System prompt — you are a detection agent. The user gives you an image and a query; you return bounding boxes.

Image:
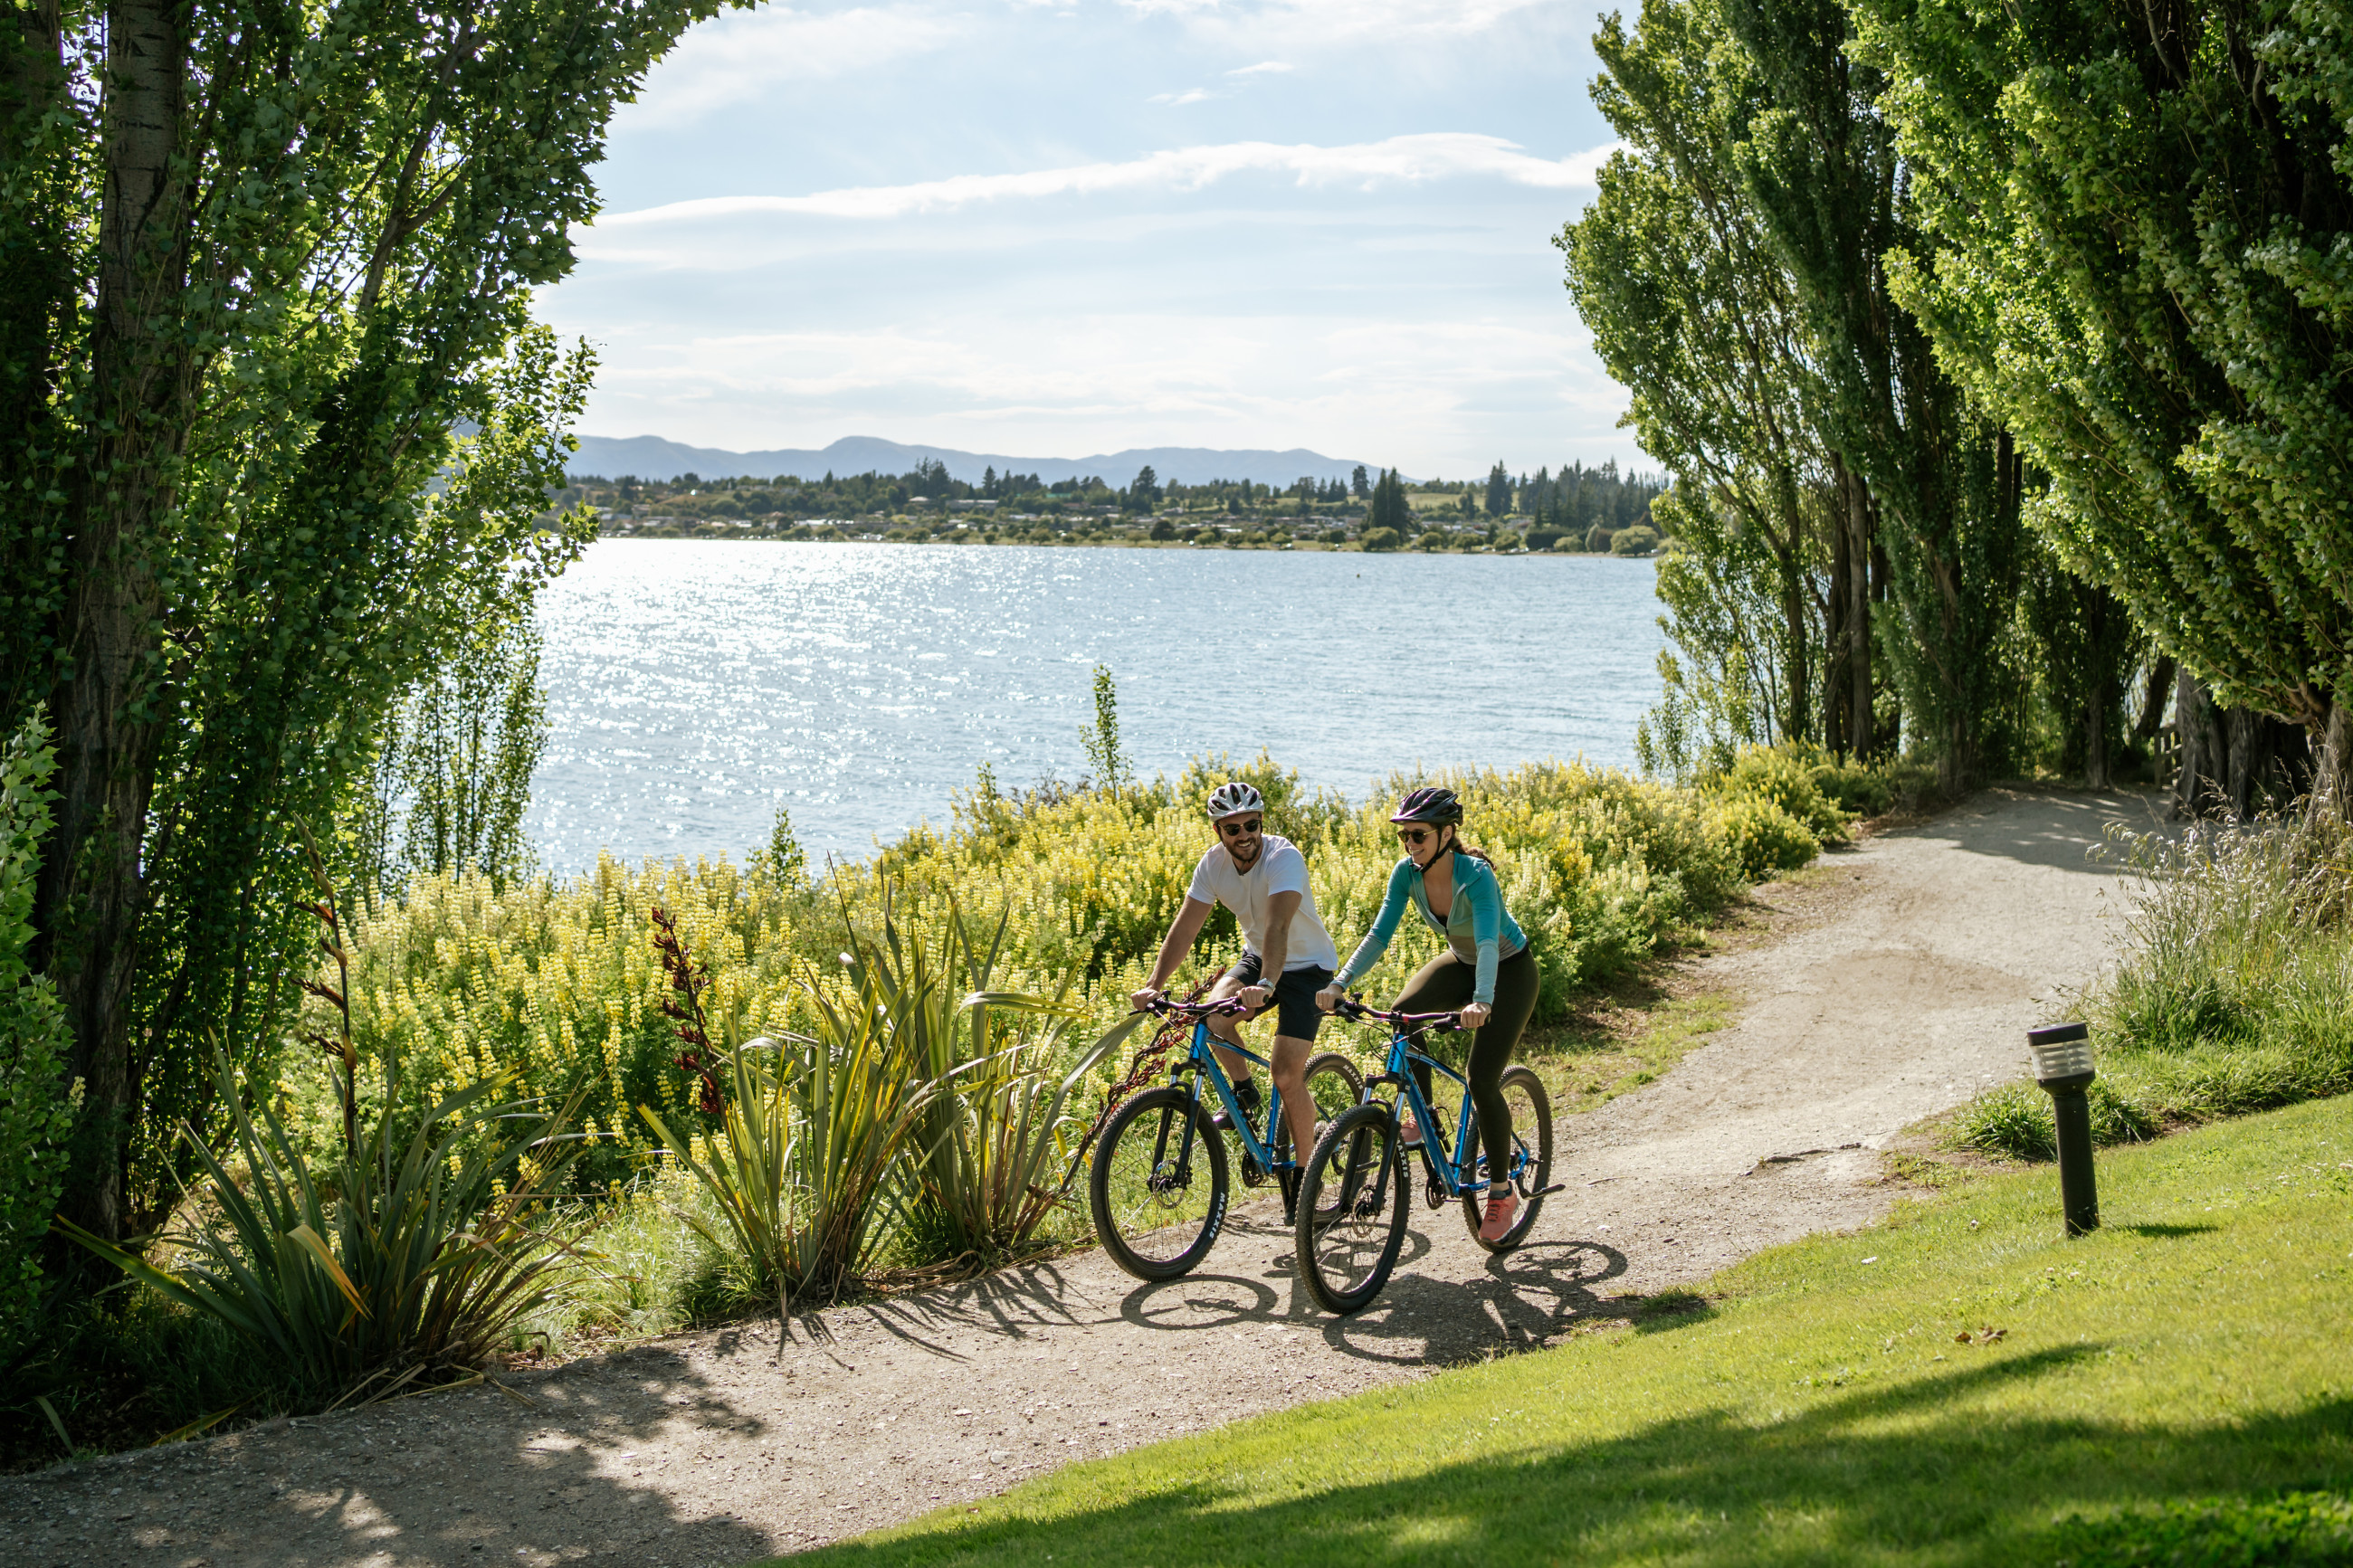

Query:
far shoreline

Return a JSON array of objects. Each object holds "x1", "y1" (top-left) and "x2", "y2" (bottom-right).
[{"x1": 581, "y1": 531, "x2": 1666, "y2": 559}]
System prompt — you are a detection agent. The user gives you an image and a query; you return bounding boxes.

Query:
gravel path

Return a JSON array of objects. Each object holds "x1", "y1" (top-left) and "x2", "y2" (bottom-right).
[{"x1": 0, "y1": 787, "x2": 2161, "y2": 1568}]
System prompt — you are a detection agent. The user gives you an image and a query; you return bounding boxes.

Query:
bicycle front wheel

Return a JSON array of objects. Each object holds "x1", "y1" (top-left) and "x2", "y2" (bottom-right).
[
  {"x1": 1091, "y1": 1086, "x2": 1230, "y2": 1281},
  {"x1": 1461, "y1": 1065, "x2": 1552, "y2": 1254},
  {"x1": 1294, "y1": 1101, "x2": 1410, "y2": 1315}
]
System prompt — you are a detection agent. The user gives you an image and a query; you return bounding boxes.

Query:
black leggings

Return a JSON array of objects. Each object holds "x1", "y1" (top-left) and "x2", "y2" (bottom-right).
[{"x1": 1395, "y1": 946, "x2": 1540, "y2": 1186}]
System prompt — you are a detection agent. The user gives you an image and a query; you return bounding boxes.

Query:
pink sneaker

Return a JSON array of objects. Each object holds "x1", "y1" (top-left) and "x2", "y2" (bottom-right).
[{"x1": 1478, "y1": 1191, "x2": 1519, "y2": 1242}]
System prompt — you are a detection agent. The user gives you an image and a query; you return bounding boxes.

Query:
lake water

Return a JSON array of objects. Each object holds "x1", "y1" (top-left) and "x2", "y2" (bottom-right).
[{"x1": 529, "y1": 541, "x2": 1667, "y2": 871}]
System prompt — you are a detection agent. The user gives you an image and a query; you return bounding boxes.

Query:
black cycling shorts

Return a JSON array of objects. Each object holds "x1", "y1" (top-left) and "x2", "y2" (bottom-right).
[{"x1": 1229, "y1": 952, "x2": 1331, "y2": 1041}]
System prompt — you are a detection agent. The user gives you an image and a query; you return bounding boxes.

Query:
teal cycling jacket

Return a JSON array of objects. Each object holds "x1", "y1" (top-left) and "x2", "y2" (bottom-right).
[{"x1": 1331, "y1": 851, "x2": 1528, "y2": 1005}]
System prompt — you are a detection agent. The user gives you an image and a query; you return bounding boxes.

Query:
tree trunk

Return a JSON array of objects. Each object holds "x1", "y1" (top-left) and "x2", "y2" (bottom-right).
[
  {"x1": 35, "y1": 0, "x2": 188, "y2": 1249},
  {"x1": 2172, "y1": 670, "x2": 2312, "y2": 819},
  {"x1": 1826, "y1": 465, "x2": 1853, "y2": 756},
  {"x1": 2132, "y1": 654, "x2": 2177, "y2": 746},
  {"x1": 2082, "y1": 589, "x2": 2111, "y2": 789},
  {"x1": 1780, "y1": 557, "x2": 1811, "y2": 746},
  {"x1": 1834, "y1": 454, "x2": 1874, "y2": 758},
  {"x1": 2084, "y1": 682, "x2": 2110, "y2": 788},
  {"x1": 2316, "y1": 699, "x2": 2352, "y2": 821}
]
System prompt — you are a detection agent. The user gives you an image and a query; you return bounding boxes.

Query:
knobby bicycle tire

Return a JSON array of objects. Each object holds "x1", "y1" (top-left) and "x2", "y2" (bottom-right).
[
  {"x1": 1294, "y1": 1101, "x2": 1410, "y2": 1315},
  {"x1": 1091, "y1": 1086, "x2": 1229, "y2": 1281},
  {"x1": 1460, "y1": 1064, "x2": 1552, "y2": 1254},
  {"x1": 1272, "y1": 1050, "x2": 1366, "y2": 1212}
]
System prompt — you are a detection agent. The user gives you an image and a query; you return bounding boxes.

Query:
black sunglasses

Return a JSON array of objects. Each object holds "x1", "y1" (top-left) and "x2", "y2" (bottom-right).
[
  {"x1": 1396, "y1": 827, "x2": 1436, "y2": 844},
  {"x1": 1220, "y1": 818, "x2": 1263, "y2": 837}
]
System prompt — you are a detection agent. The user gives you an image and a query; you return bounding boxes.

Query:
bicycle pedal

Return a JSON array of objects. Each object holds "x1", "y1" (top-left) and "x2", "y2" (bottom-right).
[{"x1": 1529, "y1": 1182, "x2": 1567, "y2": 1198}]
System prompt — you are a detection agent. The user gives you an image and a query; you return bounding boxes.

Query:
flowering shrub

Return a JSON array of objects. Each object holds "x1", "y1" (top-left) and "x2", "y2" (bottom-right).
[{"x1": 329, "y1": 747, "x2": 1819, "y2": 1190}]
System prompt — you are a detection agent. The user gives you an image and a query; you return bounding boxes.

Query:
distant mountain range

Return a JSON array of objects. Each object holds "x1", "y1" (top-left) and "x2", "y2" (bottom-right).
[{"x1": 566, "y1": 433, "x2": 1399, "y2": 488}]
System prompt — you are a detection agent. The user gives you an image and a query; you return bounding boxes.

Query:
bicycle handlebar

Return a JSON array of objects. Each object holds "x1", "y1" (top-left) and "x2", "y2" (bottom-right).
[
  {"x1": 1137, "y1": 993, "x2": 1251, "y2": 1020},
  {"x1": 1329, "y1": 994, "x2": 1463, "y2": 1031}
]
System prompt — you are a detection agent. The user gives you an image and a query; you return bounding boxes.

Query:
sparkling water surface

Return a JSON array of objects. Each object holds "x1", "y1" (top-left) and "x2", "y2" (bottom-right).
[{"x1": 529, "y1": 542, "x2": 1667, "y2": 872}]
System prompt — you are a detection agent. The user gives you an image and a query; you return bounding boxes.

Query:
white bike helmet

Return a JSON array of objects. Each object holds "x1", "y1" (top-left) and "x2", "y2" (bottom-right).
[{"x1": 1205, "y1": 781, "x2": 1264, "y2": 820}]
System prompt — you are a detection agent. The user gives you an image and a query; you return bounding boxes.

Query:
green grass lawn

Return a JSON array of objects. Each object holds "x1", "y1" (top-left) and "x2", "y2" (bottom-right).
[{"x1": 760, "y1": 1096, "x2": 2353, "y2": 1567}]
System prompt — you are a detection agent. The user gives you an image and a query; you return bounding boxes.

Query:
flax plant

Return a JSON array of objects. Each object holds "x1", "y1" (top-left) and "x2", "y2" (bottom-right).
[
  {"x1": 61, "y1": 831, "x2": 588, "y2": 1403},
  {"x1": 640, "y1": 888, "x2": 961, "y2": 1307},
  {"x1": 891, "y1": 894, "x2": 1150, "y2": 1263}
]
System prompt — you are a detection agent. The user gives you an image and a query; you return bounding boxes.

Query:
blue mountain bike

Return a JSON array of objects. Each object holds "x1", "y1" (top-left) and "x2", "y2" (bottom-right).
[
  {"x1": 1089, "y1": 996, "x2": 1365, "y2": 1281},
  {"x1": 1294, "y1": 995, "x2": 1556, "y2": 1315}
]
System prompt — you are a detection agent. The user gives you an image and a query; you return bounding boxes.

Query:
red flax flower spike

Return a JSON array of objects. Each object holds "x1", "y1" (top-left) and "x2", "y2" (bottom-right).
[{"x1": 650, "y1": 906, "x2": 726, "y2": 1117}]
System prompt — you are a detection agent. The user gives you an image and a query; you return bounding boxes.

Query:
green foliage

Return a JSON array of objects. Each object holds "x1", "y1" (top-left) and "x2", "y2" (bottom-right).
[
  {"x1": 1366, "y1": 469, "x2": 1411, "y2": 539},
  {"x1": 358, "y1": 611, "x2": 550, "y2": 896},
  {"x1": 0, "y1": 0, "x2": 739, "y2": 1243},
  {"x1": 1703, "y1": 794, "x2": 1820, "y2": 879},
  {"x1": 1951, "y1": 1080, "x2": 2160, "y2": 1163},
  {"x1": 1568, "y1": 0, "x2": 2069, "y2": 791},
  {"x1": 897, "y1": 898, "x2": 1150, "y2": 1265},
  {"x1": 0, "y1": 710, "x2": 71, "y2": 1358},
  {"x1": 1484, "y1": 461, "x2": 1513, "y2": 518},
  {"x1": 1710, "y1": 745, "x2": 1852, "y2": 846},
  {"x1": 1803, "y1": 750, "x2": 1898, "y2": 819},
  {"x1": 1562, "y1": 5, "x2": 1832, "y2": 748},
  {"x1": 637, "y1": 889, "x2": 1135, "y2": 1306},
  {"x1": 1358, "y1": 527, "x2": 1402, "y2": 552},
  {"x1": 1081, "y1": 664, "x2": 1129, "y2": 797},
  {"x1": 62, "y1": 1049, "x2": 587, "y2": 1404},
  {"x1": 1610, "y1": 524, "x2": 1661, "y2": 556},
  {"x1": 1850, "y1": 0, "x2": 2353, "y2": 754},
  {"x1": 340, "y1": 752, "x2": 1763, "y2": 1198},
  {"x1": 2043, "y1": 1491, "x2": 2353, "y2": 1568},
  {"x1": 758, "y1": 803, "x2": 809, "y2": 888},
  {"x1": 1954, "y1": 813, "x2": 2353, "y2": 1160}
]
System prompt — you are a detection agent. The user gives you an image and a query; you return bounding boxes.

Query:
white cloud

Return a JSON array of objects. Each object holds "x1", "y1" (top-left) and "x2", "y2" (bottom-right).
[
  {"x1": 587, "y1": 134, "x2": 1622, "y2": 233},
  {"x1": 1226, "y1": 59, "x2": 1293, "y2": 75},
  {"x1": 1149, "y1": 87, "x2": 1216, "y2": 105},
  {"x1": 621, "y1": 5, "x2": 967, "y2": 128},
  {"x1": 1125, "y1": 0, "x2": 1558, "y2": 47}
]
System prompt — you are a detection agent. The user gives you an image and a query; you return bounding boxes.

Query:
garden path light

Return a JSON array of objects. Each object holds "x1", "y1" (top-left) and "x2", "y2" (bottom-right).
[{"x1": 2028, "y1": 1022, "x2": 2100, "y2": 1236}]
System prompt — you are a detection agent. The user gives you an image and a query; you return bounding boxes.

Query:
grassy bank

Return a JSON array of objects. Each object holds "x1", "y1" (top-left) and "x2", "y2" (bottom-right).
[
  {"x1": 1955, "y1": 809, "x2": 2353, "y2": 1161},
  {"x1": 770, "y1": 1095, "x2": 2353, "y2": 1568}
]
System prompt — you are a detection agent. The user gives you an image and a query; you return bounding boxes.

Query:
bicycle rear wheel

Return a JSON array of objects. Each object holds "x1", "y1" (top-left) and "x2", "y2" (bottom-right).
[
  {"x1": 1460, "y1": 1065, "x2": 1552, "y2": 1254},
  {"x1": 1091, "y1": 1086, "x2": 1230, "y2": 1281},
  {"x1": 1272, "y1": 1050, "x2": 1366, "y2": 1222},
  {"x1": 1294, "y1": 1102, "x2": 1410, "y2": 1315}
]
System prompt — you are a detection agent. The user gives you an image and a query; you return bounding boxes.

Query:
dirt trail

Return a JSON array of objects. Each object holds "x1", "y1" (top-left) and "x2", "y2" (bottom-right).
[{"x1": 0, "y1": 787, "x2": 2164, "y2": 1568}]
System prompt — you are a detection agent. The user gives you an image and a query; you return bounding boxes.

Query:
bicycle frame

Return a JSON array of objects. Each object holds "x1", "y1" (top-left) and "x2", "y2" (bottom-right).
[
  {"x1": 1354, "y1": 1013, "x2": 1529, "y2": 1201},
  {"x1": 1160, "y1": 1015, "x2": 1294, "y2": 1181}
]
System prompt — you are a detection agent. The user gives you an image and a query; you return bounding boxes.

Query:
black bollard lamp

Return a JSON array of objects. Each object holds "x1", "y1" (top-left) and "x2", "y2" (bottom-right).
[{"x1": 2026, "y1": 1022, "x2": 2100, "y2": 1236}]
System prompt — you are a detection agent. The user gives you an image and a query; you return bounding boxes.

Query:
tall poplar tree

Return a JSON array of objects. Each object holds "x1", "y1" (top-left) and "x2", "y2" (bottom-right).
[
  {"x1": 1715, "y1": 0, "x2": 2029, "y2": 789},
  {"x1": 1851, "y1": 0, "x2": 2353, "y2": 803},
  {"x1": 0, "y1": 0, "x2": 742, "y2": 1247},
  {"x1": 1563, "y1": 0, "x2": 1830, "y2": 747}
]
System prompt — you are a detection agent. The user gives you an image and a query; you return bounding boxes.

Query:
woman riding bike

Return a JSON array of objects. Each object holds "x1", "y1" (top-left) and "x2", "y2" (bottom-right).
[{"x1": 1317, "y1": 785, "x2": 1541, "y2": 1242}]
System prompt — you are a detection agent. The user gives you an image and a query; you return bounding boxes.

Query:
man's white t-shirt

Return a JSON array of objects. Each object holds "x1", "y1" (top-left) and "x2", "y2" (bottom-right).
[{"x1": 1185, "y1": 834, "x2": 1340, "y2": 972}]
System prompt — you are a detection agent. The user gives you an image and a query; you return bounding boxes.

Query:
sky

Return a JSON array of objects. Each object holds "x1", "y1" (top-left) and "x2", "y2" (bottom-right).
[{"x1": 539, "y1": 0, "x2": 1644, "y2": 482}]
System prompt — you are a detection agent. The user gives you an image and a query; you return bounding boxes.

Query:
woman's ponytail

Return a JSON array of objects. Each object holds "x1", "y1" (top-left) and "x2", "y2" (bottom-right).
[{"x1": 1443, "y1": 825, "x2": 1491, "y2": 864}]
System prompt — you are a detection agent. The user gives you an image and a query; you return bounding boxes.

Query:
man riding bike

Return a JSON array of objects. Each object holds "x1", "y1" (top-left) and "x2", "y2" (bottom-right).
[
  {"x1": 1318, "y1": 784, "x2": 1541, "y2": 1242},
  {"x1": 1131, "y1": 781, "x2": 1340, "y2": 1190}
]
